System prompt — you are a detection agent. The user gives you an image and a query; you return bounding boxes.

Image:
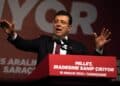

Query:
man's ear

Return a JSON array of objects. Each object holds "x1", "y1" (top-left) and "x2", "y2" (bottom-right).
[{"x1": 68, "y1": 25, "x2": 72, "y2": 32}]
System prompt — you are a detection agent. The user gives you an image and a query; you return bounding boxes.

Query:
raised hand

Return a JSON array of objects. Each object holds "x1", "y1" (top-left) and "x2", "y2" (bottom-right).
[
  {"x1": 0, "y1": 19, "x2": 15, "y2": 35},
  {"x1": 93, "y1": 28, "x2": 111, "y2": 49}
]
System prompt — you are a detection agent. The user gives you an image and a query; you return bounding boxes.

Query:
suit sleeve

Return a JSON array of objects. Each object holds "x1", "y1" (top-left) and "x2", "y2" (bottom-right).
[{"x1": 7, "y1": 35, "x2": 41, "y2": 52}]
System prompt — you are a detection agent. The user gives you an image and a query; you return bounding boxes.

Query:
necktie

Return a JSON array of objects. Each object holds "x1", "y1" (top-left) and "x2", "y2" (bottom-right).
[{"x1": 55, "y1": 44, "x2": 61, "y2": 54}]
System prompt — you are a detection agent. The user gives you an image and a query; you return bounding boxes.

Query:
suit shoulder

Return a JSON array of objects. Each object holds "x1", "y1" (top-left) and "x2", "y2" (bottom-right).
[
  {"x1": 69, "y1": 38, "x2": 87, "y2": 49},
  {"x1": 69, "y1": 38, "x2": 84, "y2": 45},
  {"x1": 39, "y1": 35, "x2": 52, "y2": 40}
]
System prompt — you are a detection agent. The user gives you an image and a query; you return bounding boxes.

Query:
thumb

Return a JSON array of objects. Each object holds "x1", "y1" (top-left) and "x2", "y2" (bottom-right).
[
  {"x1": 93, "y1": 32, "x2": 97, "y2": 38},
  {"x1": 11, "y1": 23, "x2": 15, "y2": 30},
  {"x1": 5, "y1": 23, "x2": 15, "y2": 34}
]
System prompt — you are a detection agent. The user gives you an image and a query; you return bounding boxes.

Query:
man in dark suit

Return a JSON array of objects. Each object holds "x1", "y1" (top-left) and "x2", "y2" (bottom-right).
[{"x1": 0, "y1": 10, "x2": 111, "y2": 65}]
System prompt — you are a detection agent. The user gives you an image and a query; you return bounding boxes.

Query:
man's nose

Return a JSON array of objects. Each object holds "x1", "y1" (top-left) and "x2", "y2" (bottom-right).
[{"x1": 56, "y1": 24, "x2": 61, "y2": 27}]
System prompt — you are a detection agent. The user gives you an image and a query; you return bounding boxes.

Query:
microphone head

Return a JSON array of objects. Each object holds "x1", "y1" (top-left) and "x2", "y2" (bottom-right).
[
  {"x1": 54, "y1": 38, "x2": 61, "y2": 45},
  {"x1": 62, "y1": 39, "x2": 68, "y2": 45}
]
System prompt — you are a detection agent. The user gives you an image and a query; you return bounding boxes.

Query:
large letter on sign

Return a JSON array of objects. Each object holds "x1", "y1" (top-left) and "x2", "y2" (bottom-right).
[
  {"x1": 71, "y1": 2, "x2": 97, "y2": 35},
  {"x1": 8, "y1": 0, "x2": 38, "y2": 31}
]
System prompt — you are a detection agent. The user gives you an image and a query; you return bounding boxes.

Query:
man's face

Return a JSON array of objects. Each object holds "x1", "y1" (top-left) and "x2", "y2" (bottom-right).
[{"x1": 53, "y1": 15, "x2": 71, "y2": 38}]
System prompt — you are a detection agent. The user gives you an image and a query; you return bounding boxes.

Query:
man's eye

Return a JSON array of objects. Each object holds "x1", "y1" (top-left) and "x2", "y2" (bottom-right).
[{"x1": 61, "y1": 21, "x2": 67, "y2": 24}]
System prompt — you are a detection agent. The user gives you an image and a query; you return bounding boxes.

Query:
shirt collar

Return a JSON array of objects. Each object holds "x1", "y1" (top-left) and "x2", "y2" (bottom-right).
[{"x1": 64, "y1": 36, "x2": 68, "y2": 40}]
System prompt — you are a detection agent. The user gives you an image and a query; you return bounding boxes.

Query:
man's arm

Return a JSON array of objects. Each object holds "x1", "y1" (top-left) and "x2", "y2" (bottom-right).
[
  {"x1": 93, "y1": 28, "x2": 111, "y2": 55},
  {"x1": 0, "y1": 19, "x2": 40, "y2": 52}
]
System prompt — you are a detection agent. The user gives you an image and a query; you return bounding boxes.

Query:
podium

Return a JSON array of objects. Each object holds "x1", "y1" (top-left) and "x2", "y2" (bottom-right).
[{"x1": 26, "y1": 54, "x2": 117, "y2": 83}]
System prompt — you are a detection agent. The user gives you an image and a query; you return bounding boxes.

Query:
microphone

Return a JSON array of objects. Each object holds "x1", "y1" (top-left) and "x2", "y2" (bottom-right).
[
  {"x1": 58, "y1": 39, "x2": 73, "y2": 51},
  {"x1": 61, "y1": 44, "x2": 73, "y2": 51},
  {"x1": 52, "y1": 34, "x2": 73, "y2": 51},
  {"x1": 52, "y1": 35, "x2": 88, "y2": 54}
]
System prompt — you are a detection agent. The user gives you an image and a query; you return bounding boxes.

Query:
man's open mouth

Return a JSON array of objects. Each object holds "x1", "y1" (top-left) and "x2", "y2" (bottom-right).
[{"x1": 56, "y1": 28, "x2": 62, "y2": 31}]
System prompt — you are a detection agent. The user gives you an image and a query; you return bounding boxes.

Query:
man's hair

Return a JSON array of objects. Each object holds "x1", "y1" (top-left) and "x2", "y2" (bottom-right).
[{"x1": 54, "y1": 10, "x2": 72, "y2": 25}]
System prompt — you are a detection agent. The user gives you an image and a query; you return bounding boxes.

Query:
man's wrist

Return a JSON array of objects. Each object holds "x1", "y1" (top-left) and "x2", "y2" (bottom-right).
[
  {"x1": 8, "y1": 32, "x2": 17, "y2": 40},
  {"x1": 96, "y1": 48, "x2": 103, "y2": 55}
]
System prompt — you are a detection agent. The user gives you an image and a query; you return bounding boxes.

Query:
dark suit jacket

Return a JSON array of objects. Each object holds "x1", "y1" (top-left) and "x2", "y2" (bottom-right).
[{"x1": 8, "y1": 35, "x2": 100, "y2": 65}]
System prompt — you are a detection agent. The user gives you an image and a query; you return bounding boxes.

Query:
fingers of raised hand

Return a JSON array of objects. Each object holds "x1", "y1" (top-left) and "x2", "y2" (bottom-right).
[{"x1": 101, "y1": 28, "x2": 111, "y2": 39}]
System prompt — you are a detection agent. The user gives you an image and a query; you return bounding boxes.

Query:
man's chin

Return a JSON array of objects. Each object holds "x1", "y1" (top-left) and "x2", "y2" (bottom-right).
[{"x1": 54, "y1": 34, "x2": 64, "y2": 38}]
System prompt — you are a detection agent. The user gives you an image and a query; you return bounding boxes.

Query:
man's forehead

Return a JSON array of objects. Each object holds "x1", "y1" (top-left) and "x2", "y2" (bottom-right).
[{"x1": 55, "y1": 15, "x2": 69, "y2": 19}]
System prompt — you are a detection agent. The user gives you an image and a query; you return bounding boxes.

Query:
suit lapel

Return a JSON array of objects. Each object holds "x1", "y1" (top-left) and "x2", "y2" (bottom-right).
[
  {"x1": 47, "y1": 37, "x2": 54, "y2": 53},
  {"x1": 67, "y1": 38, "x2": 73, "y2": 54}
]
